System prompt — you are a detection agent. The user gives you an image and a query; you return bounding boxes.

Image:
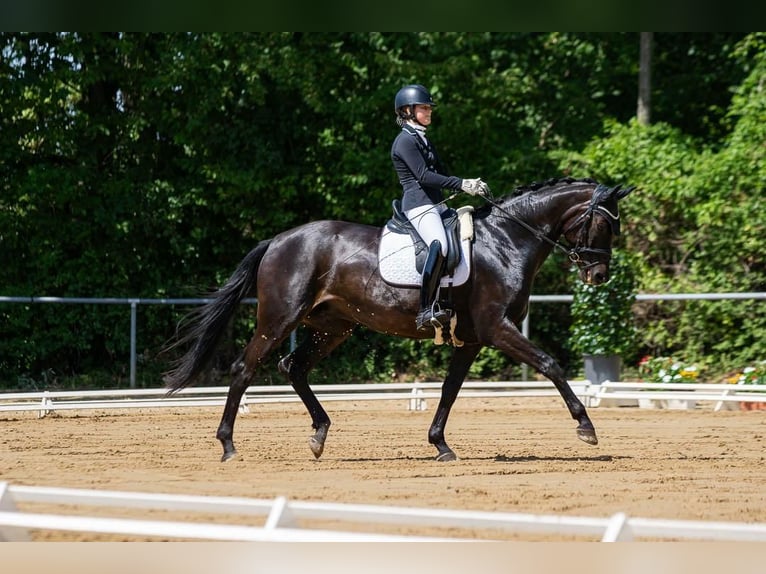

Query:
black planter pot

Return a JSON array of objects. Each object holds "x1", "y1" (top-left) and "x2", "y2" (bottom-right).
[{"x1": 583, "y1": 354, "x2": 621, "y2": 385}]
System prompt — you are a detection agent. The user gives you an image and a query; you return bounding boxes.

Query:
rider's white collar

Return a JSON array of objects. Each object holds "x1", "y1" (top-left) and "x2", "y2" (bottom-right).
[{"x1": 405, "y1": 121, "x2": 427, "y2": 143}]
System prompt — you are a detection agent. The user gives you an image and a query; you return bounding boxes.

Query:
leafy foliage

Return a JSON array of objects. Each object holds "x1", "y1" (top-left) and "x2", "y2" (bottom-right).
[
  {"x1": 0, "y1": 32, "x2": 760, "y2": 388},
  {"x1": 563, "y1": 33, "x2": 766, "y2": 373},
  {"x1": 569, "y1": 250, "x2": 638, "y2": 359}
]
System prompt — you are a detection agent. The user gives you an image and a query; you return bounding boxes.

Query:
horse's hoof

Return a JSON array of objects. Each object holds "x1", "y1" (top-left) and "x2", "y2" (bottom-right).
[
  {"x1": 221, "y1": 450, "x2": 238, "y2": 462},
  {"x1": 435, "y1": 450, "x2": 458, "y2": 462},
  {"x1": 577, "y1": 428, "x2": 598, "y2": 445},
  {"x1": 309, "y1": 436, "x2": 325, "y2": 459}
]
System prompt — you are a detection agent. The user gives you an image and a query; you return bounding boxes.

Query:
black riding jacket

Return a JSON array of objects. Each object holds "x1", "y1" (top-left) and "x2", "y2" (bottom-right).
[{"x1": 391, "y1": 124, "x2": 463, "y2": 212}]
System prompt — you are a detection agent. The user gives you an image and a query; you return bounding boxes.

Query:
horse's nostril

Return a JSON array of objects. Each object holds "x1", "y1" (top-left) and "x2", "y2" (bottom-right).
[{"x1": 594, "y1": 271, "x2": 606, "y2": 284}]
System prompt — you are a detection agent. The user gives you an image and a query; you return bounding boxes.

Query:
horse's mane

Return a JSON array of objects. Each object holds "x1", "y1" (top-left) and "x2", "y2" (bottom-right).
[
  {"x1": 513, "y1": 176, "x2": 598, "y2": 196},
  {"x1": 474, "y1": 176, "x2": 600, "y2": 218}
]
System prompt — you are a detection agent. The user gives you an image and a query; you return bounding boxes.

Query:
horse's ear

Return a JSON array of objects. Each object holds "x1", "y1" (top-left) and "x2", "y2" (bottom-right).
[{"x1": 614, "y1": 185, "x2": 636, "y2": 200}]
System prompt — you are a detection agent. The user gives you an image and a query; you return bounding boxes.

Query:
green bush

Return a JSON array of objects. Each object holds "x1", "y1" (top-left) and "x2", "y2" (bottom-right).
[{"x1": 569, "y1": 250, "x2": 638, "y2": 360}]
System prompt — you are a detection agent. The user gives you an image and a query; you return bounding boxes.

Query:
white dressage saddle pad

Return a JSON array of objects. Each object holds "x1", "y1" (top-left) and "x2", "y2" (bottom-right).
[{"x1": 378, "y1": 206, "x2": 474, "y2": 288}]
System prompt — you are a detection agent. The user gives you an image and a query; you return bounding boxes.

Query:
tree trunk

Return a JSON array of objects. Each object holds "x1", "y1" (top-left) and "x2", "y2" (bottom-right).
[{"x1": 637, "y1": 32, "x2": 653, "y2": 125}]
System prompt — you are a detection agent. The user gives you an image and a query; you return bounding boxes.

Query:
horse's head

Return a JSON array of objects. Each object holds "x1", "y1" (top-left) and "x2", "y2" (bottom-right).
[{"x1": 563, "y1": 183, "x2": 634, "y2": 285}]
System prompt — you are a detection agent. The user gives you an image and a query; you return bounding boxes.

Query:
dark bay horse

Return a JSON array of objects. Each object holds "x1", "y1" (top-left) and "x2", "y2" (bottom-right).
[{"x1": 164, "y1": 177, "x2": 633, "y2": 462}]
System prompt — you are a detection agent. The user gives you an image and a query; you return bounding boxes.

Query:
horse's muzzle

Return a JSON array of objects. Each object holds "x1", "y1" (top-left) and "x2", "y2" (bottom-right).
[{"x1": 581, "y1": 265, "x2": 609, "y2": 285}]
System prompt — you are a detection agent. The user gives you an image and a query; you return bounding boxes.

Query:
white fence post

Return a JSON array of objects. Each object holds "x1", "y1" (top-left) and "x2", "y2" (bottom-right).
[
  {"x1": 264, "y1": 496, "x2": 297, "y2": 530},
  {"x1": 38, "y1": 391, "x2": 52, "y2": 419},
  {"x1": 408, "y1": 384, "x2": 426, "y2": 411},
  {"x1": 601, "y1": 512, "x2": 632, "y2": 541},
  {"x1": 0, "y1": 482, "x2": 30, "y2": 541}
]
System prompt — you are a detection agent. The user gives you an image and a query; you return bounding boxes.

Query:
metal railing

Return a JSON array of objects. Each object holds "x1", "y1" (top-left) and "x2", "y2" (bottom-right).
[
  {"x1": 519, "y1": 291, "x2": 766, "y2": 380},
  {"x1": 3, "y1": 292, "x2": 765, "y2": 388},
  {"x1": 0, "y1": 296, "x2": 261, "y2": 388}
]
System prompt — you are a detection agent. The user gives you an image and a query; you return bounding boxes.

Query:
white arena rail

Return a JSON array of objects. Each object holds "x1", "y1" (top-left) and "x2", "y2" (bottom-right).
[
  {"x1": 2, "y1": 482, "x2": 766, "y2": 542},
  {"x1": 0, "y1": 380, "x2": 764, "y2": 417},
  {"x1": 587, "y1": 381, "x2": 766, "y2": 411},
  {"x1": 0, "y1": 381, "x2": 590, "y2": 417}
]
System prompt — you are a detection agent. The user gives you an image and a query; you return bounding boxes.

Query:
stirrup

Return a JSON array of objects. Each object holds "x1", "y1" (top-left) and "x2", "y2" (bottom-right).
[{"x1": 416, "y1": 303, "x2": 452, "y2": 331}]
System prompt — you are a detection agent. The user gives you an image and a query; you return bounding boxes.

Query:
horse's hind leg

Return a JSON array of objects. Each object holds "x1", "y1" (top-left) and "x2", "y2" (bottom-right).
[
  {"x1": 278, "y1": 323, "x2": 354, "y2": 459},
  {"x1": 216, "y1": 330, "x2": 288, "y2": 462},
  {"x1": 217, "y1": 361, "x2": 251, "y2": 461}
]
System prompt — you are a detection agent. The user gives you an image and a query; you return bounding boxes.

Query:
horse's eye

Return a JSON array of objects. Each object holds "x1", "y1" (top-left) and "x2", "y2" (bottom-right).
[{"x1": 596, "y1": 218, "x2": 609, "y2": 231}]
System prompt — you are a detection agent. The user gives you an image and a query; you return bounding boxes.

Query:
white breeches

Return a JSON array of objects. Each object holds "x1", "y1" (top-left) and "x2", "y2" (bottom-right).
[{"x1": 405, "y1": 203, "x2": 447, "y2": 256}]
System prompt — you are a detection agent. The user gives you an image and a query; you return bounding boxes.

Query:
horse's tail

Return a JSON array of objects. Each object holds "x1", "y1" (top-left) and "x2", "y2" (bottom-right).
[{"x1": 163, "y1": 239, "x2": 272, "y2": 394}]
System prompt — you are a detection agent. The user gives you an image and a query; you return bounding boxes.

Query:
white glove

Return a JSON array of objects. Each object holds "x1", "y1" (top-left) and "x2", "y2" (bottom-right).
[{"x1": 461, "y1": 178, "x2": 490, "y2": 197}]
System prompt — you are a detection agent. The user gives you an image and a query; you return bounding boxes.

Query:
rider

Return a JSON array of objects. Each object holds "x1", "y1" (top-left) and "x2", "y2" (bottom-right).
[{"x1": 391, "y1": 83, "x2": 490, "y2": 331}]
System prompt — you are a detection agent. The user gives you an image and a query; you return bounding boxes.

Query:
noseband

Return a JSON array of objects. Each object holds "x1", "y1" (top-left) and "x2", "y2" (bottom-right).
[{"x1": 565, "y1": 202, "x2": 620, "y2": 270}]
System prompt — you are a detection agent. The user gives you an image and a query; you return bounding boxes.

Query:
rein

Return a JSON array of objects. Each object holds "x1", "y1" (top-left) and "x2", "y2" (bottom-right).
[
  {"x1": 477, "y1": 191, "x2": 614, "y2": 268},
  {"x1": 319, "y1": 185, "x2": 615, "y2": 281}
]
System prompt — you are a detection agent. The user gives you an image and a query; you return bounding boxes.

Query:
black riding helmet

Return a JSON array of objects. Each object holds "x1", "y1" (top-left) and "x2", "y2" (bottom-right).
[{"x1": 394, "y1": 84, "x2": 436, "y2": 123}]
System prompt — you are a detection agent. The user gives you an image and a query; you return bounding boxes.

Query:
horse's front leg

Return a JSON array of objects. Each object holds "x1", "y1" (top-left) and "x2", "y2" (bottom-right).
[
  {"x1": 485, "y1": 320, "x2": 597, "y2": 446},
  {"x1": 429, "y1": 344, "x2": 482, "y2": 461}
]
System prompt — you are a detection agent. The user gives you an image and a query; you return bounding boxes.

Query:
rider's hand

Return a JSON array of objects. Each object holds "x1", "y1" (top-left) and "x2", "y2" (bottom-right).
[{"x1": 461, "y1": 178, "x2": 491, "y2": 197}]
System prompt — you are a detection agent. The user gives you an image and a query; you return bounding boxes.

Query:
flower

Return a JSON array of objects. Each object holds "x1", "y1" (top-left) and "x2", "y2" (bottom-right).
[
  {"x1": 734, "y1": 361, "x2": 766, "y2": 385},
  {"x1": 639, "y1": 356, "x2": 700, "y2": 384}
]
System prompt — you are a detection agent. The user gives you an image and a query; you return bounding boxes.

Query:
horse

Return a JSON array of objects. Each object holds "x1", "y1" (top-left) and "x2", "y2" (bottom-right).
[{"x1": 163, "y1": 177, "x2": 634, "y2": 462}]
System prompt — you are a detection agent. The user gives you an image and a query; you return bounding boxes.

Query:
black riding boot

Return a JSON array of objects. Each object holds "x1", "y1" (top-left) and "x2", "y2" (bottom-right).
[{"x1": 415, "y1": 240, "x2": 451, "y2": 331}]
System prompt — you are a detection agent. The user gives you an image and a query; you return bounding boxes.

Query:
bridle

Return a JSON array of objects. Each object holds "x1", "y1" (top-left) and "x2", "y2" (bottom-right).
[
  {"x1": 562, "y1": 200, "x2": 620, "y2": 270},
  {"x1": 479, "y1": 186, "x2": 620, "y2": 271}
]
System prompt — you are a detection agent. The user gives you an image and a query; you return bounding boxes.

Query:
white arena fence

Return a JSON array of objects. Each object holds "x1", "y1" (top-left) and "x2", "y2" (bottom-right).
[
  {"x1": 0, "y1": 380, "x2": 764, "y2": 417},
  {"x1": 589, "y1": 381, "x2": 766, "y2": 411},
  {"x1": 0, "y1": 381, "x2": 586, "y2": 417},
  {"x1": 2, "y1": 482, "x2": 766, "y2": 542}
]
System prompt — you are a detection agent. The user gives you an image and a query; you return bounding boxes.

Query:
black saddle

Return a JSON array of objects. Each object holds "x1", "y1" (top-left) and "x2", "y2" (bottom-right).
[{"x1": 386, "y1": 199, "x2": 462, "y2": 275}]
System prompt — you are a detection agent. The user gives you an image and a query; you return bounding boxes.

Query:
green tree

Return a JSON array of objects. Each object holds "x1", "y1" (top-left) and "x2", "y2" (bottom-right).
[
  {"x1": 0, "y1": 32, "x2": 758, "y2": 387},
  {"x1": 564, "y1": 33, "x2": 765, "y2": 373}
]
